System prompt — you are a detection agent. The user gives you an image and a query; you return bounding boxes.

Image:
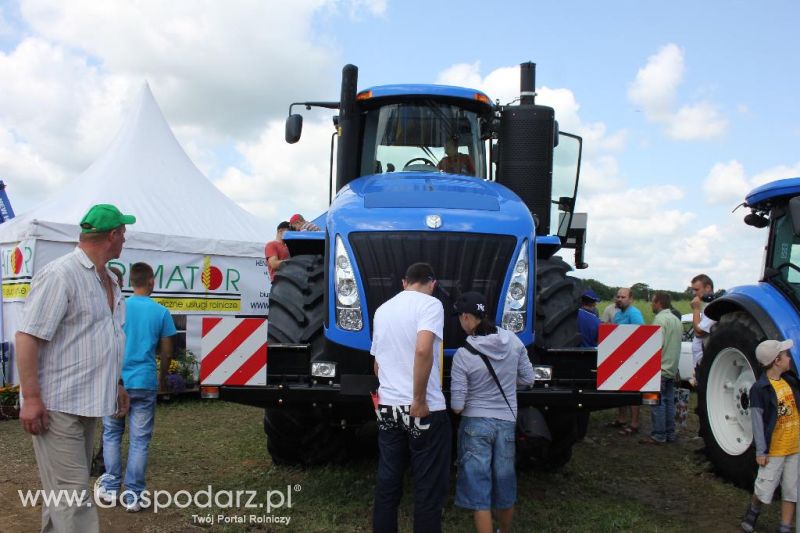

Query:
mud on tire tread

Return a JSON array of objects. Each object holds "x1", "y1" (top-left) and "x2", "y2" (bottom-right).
[{"x1": 697, "y1": 311, "x2": 764, "y2": 491}]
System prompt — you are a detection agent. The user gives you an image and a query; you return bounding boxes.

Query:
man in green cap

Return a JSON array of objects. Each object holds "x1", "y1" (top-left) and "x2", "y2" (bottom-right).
[{"x1": 16, "y1": 203, "x2": 135, "y2": 532}]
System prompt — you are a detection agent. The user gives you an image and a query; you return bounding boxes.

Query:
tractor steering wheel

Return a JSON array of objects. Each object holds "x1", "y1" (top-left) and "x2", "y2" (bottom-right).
[{"x1": 403, "y1": 157, "x2": 436, "y2": 170}]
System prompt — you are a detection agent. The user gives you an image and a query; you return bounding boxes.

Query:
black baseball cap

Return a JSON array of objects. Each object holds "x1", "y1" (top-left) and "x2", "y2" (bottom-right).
[
  {"x1": 453, "y1": 291, "x2": 487, "y2": 318},
  {"x1": 277, "y1": 221, "x2": 290, "y2": 230}
]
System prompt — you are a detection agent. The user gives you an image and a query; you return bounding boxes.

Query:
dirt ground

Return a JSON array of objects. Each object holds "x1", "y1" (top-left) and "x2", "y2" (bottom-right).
[{"x1": 0, "y1": 395, "x2": 782, "y2": 532}]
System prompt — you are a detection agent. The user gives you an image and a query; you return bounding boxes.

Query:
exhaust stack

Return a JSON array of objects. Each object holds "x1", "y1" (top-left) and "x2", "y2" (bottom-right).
[{"x1": 495, "y1": 62, "x2": 556, "y2": 235}]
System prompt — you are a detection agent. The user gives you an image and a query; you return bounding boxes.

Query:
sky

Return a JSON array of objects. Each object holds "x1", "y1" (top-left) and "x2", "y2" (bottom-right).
[{"x1": 0, "y1": 0, "x2": 798, "y2": 292}]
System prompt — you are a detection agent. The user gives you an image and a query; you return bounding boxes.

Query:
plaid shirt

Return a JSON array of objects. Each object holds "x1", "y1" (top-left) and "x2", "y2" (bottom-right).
[{"x1": 18, "y1": 247, "x2": 125, "y2": 417}]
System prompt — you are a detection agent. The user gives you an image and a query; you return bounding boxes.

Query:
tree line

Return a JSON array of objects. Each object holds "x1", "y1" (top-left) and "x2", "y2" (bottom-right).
[{"x1": 580, "y1": 279, "x2": 692, "y2": 302}]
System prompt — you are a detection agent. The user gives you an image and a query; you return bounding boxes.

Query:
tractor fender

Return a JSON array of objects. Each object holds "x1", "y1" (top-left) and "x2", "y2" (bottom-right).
[{"x1": 705, "y1": 284, "x2": 800, "y2": 366}]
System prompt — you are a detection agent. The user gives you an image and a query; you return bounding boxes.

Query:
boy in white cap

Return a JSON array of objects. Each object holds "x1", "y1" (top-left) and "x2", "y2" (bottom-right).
[{"x1": 741, "y1": 339, "x2": 798, "y2": 533}]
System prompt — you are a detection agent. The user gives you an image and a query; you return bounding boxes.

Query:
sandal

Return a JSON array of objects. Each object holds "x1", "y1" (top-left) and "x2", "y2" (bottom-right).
[
  {"x1": 619, "y1": 425, "x2": 639, "y2": 436},
  {"x1": 605, "y1": 420, "x2": 627, "y2": 428}
]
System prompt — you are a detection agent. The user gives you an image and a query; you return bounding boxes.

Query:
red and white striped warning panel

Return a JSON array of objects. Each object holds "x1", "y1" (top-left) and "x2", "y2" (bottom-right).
[
  {"x1": 200, "y1": 317, "x2": 268, "y2": 386},
  {"x1": 597, "y1": 324, "x2": 662, "y2": 392}
]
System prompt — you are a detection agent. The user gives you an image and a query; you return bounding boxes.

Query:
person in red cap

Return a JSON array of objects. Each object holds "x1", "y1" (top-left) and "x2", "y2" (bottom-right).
[{"x1": 289, "y1": 213, "x2": 321, "y2": 232}]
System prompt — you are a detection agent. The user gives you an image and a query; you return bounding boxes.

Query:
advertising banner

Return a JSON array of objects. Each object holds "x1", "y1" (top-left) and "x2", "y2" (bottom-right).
[
  {"x1": 1, "y1": 242, "x2": 269, "y2": 314},
  {"x1": 1, "y1": 240, "x2": 35, "y2": 302},
  {"x1": 109, "y1": 251, "x2": 269, "y2": 316}
]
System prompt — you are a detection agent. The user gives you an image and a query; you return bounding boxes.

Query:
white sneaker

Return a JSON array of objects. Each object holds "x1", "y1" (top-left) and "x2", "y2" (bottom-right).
[
  {"x1": 122, "y1": 493, "x2": 142, "y2": 513},
  {"x1": 93, "y1": 474, "x2": 117, "y2": 505}
]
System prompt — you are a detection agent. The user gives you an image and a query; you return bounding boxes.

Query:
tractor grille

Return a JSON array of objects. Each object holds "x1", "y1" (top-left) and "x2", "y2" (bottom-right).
[{"x1": 348, "y1": 232, "x2": 517, "y2": 349}]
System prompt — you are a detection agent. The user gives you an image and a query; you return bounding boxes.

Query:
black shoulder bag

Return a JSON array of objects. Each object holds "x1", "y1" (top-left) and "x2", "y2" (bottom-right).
[{"x1": 463, "y1": 342, "x2": 515, "y2": 418}]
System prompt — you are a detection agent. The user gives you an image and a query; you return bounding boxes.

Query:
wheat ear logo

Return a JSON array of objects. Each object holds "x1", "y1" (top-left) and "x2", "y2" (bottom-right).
[{"x1": 201, "y1": 256, "x2": 223, "y2": 290}]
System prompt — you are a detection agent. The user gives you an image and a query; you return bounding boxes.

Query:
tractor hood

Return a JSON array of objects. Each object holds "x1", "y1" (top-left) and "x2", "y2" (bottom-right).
[
  {"x1": 328, "y1": 172, "x2": 535, "y2": 234},
  {"x1": 361, "y1": 173, "x2": 500, "y2": 210}
]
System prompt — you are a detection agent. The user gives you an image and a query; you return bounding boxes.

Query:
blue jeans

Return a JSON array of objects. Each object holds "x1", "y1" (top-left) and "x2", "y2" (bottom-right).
[
  {"x1": 373, "y1": 406, "x2": 451, "y2": 533},
  {"x1": 455, "y1": 416, "x2": 517, "y2": 510},
  {"x1": 102, "y1": 389, "x2": 157, "y2": 496},
  {"x1": 650, "y1": 377, "x2": 675, "y2": 443}
]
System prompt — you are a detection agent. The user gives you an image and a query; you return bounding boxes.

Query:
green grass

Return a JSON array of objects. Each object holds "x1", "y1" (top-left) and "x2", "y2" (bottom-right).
[{"x1": 0, "y1": 395, "x2": 775, "y2": 532}]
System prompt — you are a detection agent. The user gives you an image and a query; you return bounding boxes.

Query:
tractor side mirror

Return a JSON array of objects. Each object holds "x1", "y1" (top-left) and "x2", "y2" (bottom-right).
[
  {"x1": 285, "y1": 114, "x2": 303, "y2": 144},
  {"x1": 790, "y1": 197, "x2": 800, "y2": 236}
]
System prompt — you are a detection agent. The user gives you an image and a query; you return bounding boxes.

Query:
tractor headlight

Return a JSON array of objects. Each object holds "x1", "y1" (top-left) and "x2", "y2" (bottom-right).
[
  {"x1": 334, "y1": 235, "x2": 363, "y2": 331},
  {"x1": 502, "y1": 241, "x2": 528, "y2": 333},
  {"x1": 533, "y1": 365, "x2": 552, "y2": 381},
  {"x1": 311, "y1": 361, "x2": 337, "y2": 378}
]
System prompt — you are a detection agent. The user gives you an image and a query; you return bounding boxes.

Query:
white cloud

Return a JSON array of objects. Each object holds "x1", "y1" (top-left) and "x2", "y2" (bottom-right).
[
  {"x1": 666, "y1": 102, "x2": 728, "y2": 140},
  {"x1": 704, "y1": 160, "x2": 800, "y2": 205},
  {"x1": 16, "y1": 0, "x2": 378, "y2": 136},
  {"x1": 436, "y1": 62, "x2": 483, "y2": 90},
  {"x1": 628, "y1": 43, "x2": 727, "y2": 141},
  {"x1": 703, "y1": 160, "x2": 750, "y2": 205},
  {"x1": 0, "y1": 1, "x2": 382, "y2": 214},
  {"x1": 579, "y1": 156, "x2": 624, "y2": 194},
  {"x1": 0, "y1": 38, "x2": 132, "y2": 195},
  {"x1": 751, "y1": 163, "x2": 800, "y2": 188},
  {"x1": 0, "y1": 126, "x2": 67, "y2": 209},
  {"x1": 628, "y1": 43, "x2": 683, "y2": 123},
  {"x1": 214, "y1": 116, "x2": 335, "y2": 224}
]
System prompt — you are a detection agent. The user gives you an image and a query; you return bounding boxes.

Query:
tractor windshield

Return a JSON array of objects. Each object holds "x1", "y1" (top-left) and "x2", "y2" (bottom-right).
[
  {"x1": 769, "y1": 209, "x2": 800, "y2": 303},
  {"x1": 360, "y1": 101, "x2": 486, "y2": 178}
]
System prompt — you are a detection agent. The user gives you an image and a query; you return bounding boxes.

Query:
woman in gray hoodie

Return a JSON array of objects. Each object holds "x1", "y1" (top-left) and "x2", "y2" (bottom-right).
[{"x1": 450, "y1": 291, "x2": 535, "y2": 533}]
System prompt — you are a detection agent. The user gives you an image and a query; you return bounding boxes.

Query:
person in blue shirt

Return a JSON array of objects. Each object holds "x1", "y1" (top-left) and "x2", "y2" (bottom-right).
[
  {"x1": 609, "y1": 287, "x2": 645, "y2": 435},
  {"x1": 613, "y1": 287, "x2": 645, "y2": 325},
  {"x1": 577, "y1": 289, "x2": 601, "y2": 348},
  {"x1": 99, "y1": 262, "x2": 176, "y2": 512}
]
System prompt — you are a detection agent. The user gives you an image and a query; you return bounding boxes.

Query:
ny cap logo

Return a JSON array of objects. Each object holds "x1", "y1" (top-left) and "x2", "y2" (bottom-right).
[{"x1": 476, "y1": 303, "x2": 485, "y2": 312}]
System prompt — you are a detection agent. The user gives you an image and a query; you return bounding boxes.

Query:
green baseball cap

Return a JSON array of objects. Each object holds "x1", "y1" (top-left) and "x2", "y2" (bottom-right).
[{"x1": 79, "y1": 204, "x2": 136, "y2": 233}]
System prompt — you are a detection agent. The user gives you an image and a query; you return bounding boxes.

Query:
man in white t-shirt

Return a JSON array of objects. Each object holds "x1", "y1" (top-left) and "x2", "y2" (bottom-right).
[
  {"x1": 690, "y1": 274, "x2": 717, "y2": 370},
  {"x1": 370, "y1": 262, "x2": 450, "y2": 533}
]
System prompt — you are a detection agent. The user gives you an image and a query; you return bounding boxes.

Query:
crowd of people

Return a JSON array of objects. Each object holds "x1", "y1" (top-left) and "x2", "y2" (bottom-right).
[
  {"x1": 13, "y1": 204, "x2": 799, "y2": 532},
  {"x1": 577, "y1": 275, "x2": 798, "y2": 532}
]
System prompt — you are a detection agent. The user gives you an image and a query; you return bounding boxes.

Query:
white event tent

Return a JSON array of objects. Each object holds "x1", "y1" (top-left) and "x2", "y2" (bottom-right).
[{"x1": 0, "y1": 84, "x2": 273, "y2": 385}]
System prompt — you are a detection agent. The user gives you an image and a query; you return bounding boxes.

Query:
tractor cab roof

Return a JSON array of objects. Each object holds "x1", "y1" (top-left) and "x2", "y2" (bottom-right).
[
  {"x1": 746, "y1": 177, "x2": 800, "y2": 208},
  {"x1": 357, "y1": 84, "x2": 493, "y2": 108}
]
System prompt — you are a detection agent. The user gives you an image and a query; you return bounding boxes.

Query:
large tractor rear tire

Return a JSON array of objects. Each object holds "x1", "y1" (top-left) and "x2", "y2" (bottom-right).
[
  {"x1": 264, "y1": 254, "x2": 347, "y2": 466},
  {"x1": 697, "y1": 311, "x2": 764, "y2": 490},
  {"x1": 527, "y1": 255, "x2": 583, "y2": 469}
]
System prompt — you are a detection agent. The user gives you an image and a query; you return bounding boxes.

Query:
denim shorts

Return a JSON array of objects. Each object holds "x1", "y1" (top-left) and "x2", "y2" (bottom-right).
[{"x1": 454, "y1": 416, "x2": 517, "y2": 510}]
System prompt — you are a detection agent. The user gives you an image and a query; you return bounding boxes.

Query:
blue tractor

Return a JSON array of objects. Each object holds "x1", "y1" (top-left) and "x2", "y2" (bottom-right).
[
  {"x1": 699, "y1": 177, "x2": 800, "y2": 489},
  {"x1": 222, "y1": 63, "x2": 653, "y2": 467}
]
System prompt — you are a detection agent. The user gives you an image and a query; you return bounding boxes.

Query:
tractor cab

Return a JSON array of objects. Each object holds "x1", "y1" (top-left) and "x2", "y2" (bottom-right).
[
  {"x1": 354, "y1": 86, "x2": 493, "y2": 179},
  {"x1": 744, "y1": 177, "x2": 800, "y2": 309}
]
